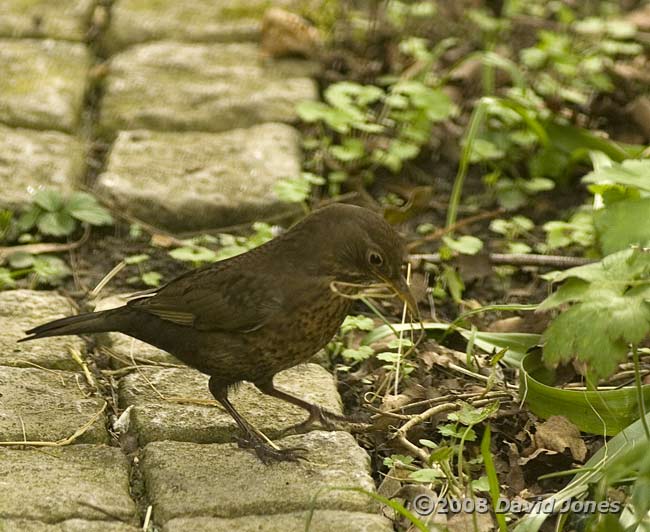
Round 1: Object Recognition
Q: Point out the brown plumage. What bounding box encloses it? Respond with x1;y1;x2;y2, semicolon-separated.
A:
20;204;417;462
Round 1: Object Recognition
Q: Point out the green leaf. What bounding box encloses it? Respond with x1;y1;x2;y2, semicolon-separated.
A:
521;177;555;193
520;352;650;436
296;100;331;122
408;467;445;482
442;235;483;255
65;192;113;226
468;138;505;163
17;205;43;232
593;198;650;255
387;140;420;161
141;271;162;287
124;254;150;265
449;401;500;425
540;248;650;380
32;255;71;285
0;267;16;288
582;159;650;193
341;345;374;363
37;211;76;236
341;315;375;334
7;251;34;269
33;189;64;212
329;138;366;162
169;246;217;263
273;177;311;203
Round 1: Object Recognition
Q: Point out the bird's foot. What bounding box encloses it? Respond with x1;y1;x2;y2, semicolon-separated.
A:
280;406;368;437
236;436;308;464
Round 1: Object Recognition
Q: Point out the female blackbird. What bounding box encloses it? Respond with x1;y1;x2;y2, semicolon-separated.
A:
20;203;417;462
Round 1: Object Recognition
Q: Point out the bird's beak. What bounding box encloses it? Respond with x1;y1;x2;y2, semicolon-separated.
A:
387;276;419;319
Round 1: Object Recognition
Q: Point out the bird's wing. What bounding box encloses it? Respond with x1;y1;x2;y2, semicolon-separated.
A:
126;263;283;332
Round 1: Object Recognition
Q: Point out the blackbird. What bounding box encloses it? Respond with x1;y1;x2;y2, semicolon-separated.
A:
20;203;417;462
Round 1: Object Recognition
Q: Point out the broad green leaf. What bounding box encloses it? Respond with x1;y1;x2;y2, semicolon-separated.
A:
32;255;71;285
37;211;76;236
141;271;162;286
387;140;420;161
341;345;374;363
582;159;650;193
520;352;650;436
65;192;113;226
7;251;34;269
329;138;365;162
0;267;15;288
273;177;311;203
33;189;64;212
341;314;374;334
593;198;650;254
540;248;650;380
468;138;505;163
169;246;217;263
442;235;484;255
409;468;445;482
16;205;42;232
449;401;500;425
296;100;330;122
537;278;590;311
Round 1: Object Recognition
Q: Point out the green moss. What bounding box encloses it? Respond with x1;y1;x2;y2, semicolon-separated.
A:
219;1;272;21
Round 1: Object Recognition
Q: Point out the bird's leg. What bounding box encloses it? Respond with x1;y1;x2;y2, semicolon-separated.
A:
256;379;364;436
208;377;306;464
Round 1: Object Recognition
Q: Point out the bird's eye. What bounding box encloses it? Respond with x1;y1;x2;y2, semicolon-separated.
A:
368;251;383;266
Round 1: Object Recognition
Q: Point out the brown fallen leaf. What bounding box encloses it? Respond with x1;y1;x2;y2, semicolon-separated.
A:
533;415;587;462
260;8;322;59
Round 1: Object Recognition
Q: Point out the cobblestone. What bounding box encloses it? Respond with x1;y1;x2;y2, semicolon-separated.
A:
103;0;291;53
142;432;376;524
162;511;394;532
0;445;136;524
0;290;85;371
0;39;90;132
99;41;317;135
95;124;302;230
0;124;85;209
0;366;107;444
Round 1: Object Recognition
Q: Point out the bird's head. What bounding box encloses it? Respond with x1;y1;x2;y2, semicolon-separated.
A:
294;204;419;317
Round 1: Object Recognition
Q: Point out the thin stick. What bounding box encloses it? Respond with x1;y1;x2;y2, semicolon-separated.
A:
393;263;411;396
142;505;153;531
0;224;91;264
89;260;127;299
68;346;96;390
410;252;595;268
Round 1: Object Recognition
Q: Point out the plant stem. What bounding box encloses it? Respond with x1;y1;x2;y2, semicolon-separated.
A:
446;99;488;229
632;344;650;440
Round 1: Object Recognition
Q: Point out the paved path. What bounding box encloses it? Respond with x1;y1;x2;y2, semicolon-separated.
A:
0;2;392;530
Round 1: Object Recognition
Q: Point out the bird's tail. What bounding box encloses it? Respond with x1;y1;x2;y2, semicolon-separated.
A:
18;309;121;342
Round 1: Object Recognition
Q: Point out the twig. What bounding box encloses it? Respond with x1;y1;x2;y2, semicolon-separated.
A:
0;224;91;264
89;261;127;299
68;346;96;390
410;252;595;268
393;262;411;395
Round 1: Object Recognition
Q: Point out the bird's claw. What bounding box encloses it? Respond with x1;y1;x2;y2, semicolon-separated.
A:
279;407;364;437
236;436;308;464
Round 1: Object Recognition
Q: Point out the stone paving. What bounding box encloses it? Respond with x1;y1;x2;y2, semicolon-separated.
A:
0;2;393;531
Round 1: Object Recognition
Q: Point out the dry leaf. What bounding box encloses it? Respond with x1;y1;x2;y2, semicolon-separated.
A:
533;415;587;462
261;8;321;59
